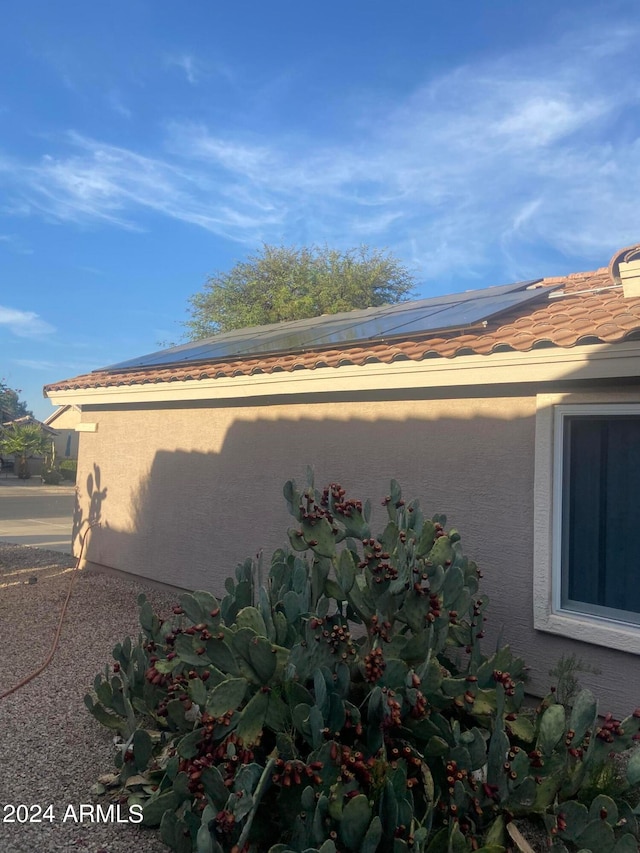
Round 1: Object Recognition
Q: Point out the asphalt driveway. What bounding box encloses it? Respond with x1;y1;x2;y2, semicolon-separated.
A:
0;476;76;553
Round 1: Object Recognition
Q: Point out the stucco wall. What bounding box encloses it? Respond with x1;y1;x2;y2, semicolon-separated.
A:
48;405;81;430
74;391;640;714
47;406;80;459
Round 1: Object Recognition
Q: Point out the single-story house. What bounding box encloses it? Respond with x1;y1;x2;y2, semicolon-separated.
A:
44;245;640;713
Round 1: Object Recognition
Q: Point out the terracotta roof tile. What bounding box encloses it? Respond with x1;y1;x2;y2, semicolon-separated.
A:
529;322;557;336
613;311;640;326
570;316;598;332
44;265;640;394
594;322;625;339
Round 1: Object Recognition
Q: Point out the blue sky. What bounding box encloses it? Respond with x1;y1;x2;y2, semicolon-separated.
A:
1;1;639;420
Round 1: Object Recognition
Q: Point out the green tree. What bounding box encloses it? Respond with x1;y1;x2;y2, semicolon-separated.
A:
0;423;52;479
0;379;32;421
184;244;416;339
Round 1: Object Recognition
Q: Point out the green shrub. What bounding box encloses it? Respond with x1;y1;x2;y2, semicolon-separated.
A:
86;474;640;853
59;458;77;482
41;467;63;485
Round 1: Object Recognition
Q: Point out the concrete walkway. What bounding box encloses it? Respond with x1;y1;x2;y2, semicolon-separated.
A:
0;476;76;553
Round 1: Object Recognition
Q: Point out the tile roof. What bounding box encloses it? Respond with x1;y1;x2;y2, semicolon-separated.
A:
44;266;640;394
2;415;58;434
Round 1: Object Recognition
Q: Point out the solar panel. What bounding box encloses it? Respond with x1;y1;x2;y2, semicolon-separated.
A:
103;279;550;371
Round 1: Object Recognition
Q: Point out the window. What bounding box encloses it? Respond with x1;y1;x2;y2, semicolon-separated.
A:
561;413;640;623
534;398;640;652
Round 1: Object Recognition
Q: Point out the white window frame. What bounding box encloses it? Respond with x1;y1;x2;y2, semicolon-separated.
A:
534;393;640;654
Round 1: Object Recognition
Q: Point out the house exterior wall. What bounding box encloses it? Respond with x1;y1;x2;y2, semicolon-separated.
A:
46;406;80;459
74;390;640;714
53;430;79;460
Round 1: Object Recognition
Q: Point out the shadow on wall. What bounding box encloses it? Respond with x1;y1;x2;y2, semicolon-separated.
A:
83;409;534;595
73;462;108;558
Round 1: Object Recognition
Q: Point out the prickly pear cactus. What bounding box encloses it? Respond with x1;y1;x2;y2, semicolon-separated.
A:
86;473;640;853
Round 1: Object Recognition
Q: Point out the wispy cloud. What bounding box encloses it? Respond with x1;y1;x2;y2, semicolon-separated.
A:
166;54;202;85
106;90;132;119
1;132;285;239
2;18;639;280
12;358;58;371
75;264;105;275
0;234;33;255
12;357;89;372
166;53;237;86
0;306;55;338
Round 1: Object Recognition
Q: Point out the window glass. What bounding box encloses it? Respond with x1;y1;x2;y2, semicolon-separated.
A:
561;416;640;624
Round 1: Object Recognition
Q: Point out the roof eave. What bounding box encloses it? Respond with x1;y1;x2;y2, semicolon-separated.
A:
44;339;640;409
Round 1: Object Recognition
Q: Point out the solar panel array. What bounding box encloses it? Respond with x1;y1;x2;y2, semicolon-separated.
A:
104;279;548;371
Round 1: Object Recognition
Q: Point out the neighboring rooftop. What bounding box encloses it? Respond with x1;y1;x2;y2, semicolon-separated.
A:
1;415;58;434
44;257;640;394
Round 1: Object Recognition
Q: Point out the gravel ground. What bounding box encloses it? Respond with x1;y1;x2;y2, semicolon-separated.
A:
0;543;178;853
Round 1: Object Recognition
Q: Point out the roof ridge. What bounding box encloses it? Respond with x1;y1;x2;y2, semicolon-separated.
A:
541;266;608;284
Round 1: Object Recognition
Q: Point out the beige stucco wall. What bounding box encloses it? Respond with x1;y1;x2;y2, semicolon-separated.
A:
47;405;80;429
46;406;80;459
74;391;640;714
